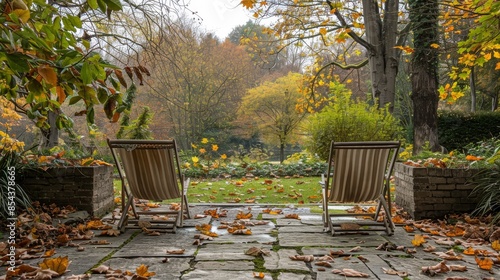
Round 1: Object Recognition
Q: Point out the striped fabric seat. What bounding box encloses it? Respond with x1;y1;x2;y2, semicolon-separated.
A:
108;139;190;232
321;141;400;235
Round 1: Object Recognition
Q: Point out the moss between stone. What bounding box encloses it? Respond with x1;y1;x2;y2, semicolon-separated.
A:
86;230;141;273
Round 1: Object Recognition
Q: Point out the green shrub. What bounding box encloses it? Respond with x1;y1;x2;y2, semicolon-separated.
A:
470;160;500;224
306;83;402;160
438;110;500;152
0;151;32;219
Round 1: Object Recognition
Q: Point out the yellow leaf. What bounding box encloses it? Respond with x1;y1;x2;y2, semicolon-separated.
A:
492;240;500;251
430;43;440;49
43;249;56;258
38;65;58;86
495;62;500;70
411;234;426;247
319;27;327;35
136;264;156;277
13;8;30;23
38;256;71;275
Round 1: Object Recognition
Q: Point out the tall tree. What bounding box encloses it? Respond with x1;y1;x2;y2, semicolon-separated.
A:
238;72;308;162
141;21;254;149
409;0;440;153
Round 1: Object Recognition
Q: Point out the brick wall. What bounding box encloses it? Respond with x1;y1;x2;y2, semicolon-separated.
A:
20;166;115;217
394;163;481;220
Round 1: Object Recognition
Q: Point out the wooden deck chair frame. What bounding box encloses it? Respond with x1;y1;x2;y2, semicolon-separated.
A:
321;141;400;235
107;139;191;233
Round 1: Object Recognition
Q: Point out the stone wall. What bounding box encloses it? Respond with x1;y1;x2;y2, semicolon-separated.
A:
394;163;481;220
20;166;115;217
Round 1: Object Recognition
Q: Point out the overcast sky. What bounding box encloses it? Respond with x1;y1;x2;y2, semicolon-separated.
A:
187;0;254;39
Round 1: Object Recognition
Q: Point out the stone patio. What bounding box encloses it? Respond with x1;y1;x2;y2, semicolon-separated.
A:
6;205;500;280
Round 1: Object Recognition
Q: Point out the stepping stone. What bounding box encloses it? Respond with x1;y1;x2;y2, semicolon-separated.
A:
194;260;254;270
263;249;310;272
196;243;273;261
278;232;387;247
112;229;196;258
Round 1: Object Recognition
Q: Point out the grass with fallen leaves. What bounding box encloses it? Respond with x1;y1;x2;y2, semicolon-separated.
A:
114;177;323;205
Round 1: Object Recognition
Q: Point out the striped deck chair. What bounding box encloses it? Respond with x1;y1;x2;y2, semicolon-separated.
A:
107;139;191;233
321;141;400;235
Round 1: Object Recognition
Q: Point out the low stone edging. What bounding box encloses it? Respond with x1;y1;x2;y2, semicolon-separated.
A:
19;165;115;217
394;162;481;220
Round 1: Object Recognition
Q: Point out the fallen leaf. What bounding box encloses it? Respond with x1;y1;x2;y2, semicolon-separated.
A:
332;268;369;277
38;256;71;276
245;247;270;257
167;249;185;254
492;240;500;251
284;213;300;219
382;267;408;277
315;261;332;267
34;269;60;280
136;264;156;277
412;234;426;247
100;229;120;237
289;255;314;262
91;265;109;274
475;256;493;270
349;246;362;252
236;211;253;219
252;271;265;278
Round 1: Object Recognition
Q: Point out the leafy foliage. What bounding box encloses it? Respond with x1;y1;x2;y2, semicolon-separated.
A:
471;161;500;224
0;0;147;148
306;83;401;160
0;151;31;219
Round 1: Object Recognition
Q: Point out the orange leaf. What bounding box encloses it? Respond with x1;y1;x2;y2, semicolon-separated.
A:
475;256;493;270
253;271;265;278
56;86;66;103
38;256;71;275
241;0;256;9
463;247;475;255
38;64;58;86
236;211;253;219
412;234;426;247
285;213;300;219
136;264;156;277
403;225;415;233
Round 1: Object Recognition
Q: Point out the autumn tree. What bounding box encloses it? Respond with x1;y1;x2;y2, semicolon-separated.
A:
439;0;500;112
238;72;308;163
140;21;255;149
0;0;186;149
241;0;408;113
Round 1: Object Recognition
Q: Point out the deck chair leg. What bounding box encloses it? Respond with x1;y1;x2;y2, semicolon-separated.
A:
118;195;135;231
378;195;395;235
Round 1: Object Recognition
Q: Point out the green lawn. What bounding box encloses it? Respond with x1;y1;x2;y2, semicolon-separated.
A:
114;177;323;205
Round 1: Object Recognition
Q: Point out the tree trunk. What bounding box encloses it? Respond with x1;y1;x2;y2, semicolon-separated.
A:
409;0;441;153
279;142;285;163
470;66;476;113
39;111;59;150
361;0;400;112
493;92;499;111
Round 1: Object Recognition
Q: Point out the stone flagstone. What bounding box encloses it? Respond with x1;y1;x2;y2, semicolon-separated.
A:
263;249;310;272
196;243;273;261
